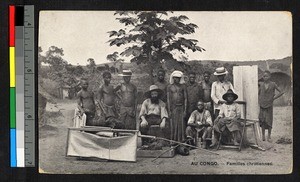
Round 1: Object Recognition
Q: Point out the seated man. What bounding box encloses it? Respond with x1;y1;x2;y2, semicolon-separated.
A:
186;100;213;148
139;85;168;144
211;89;242;147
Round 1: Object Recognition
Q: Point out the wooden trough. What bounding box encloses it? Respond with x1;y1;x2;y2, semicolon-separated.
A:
137;147;176;158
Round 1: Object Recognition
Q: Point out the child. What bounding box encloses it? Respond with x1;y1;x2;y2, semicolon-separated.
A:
77;79;96;126
154;69;168;103
259;70;284;142
186;72;202;120
98;71;119;119
200;71;213;115
115;70;137;130
98;71;124;129
185;100;213;148
211;89;241;147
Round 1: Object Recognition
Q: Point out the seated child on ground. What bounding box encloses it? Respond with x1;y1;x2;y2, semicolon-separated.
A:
185;100;213;148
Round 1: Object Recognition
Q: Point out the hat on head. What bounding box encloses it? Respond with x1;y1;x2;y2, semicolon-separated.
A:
214;67;228;76
169;70;185;84
144;85;164;98
222;89;238;101
118;70;132;77
172;70;183;78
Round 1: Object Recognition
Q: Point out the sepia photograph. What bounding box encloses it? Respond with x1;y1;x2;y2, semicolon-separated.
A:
38;11;292;174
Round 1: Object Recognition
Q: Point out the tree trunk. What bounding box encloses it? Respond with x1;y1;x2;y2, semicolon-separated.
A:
148;51;154;84
120;63;123;72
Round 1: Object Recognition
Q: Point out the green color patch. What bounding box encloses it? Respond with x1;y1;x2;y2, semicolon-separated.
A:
10;88;16;128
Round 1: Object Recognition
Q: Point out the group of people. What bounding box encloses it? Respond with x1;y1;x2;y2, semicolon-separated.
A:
77;66;284;149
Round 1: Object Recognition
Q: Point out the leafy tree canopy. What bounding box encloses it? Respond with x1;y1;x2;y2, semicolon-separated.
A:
106;52;124;63
42;46;68;72
107;11;205;78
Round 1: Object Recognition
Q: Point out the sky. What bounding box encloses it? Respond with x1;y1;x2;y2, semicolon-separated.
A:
39;11;292;65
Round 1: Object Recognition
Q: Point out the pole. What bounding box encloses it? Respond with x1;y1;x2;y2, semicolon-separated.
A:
152;145;178;162
139;134;219;155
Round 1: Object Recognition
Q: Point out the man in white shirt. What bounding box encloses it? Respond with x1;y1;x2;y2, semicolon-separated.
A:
139;85;168;141
211;67;234;119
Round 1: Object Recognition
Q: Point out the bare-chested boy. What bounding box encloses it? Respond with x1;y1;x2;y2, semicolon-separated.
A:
200;71;213;117
186;71;202;119
98;71;124;129
154;69;168;103
115;70;137;130
77;79;96;126
98;71;118;118
167;70;187;142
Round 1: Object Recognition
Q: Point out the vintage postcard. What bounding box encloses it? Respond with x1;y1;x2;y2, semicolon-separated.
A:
38;11;292;174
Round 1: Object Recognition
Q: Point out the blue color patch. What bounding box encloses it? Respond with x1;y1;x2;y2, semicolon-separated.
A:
10;129;17;167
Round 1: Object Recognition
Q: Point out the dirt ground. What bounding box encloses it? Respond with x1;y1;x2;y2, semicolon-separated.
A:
39;100;293;174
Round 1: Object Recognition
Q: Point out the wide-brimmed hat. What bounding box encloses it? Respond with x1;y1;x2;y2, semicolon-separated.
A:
222;89;238;101
144;85;164;98
214;67;228;76
118;70;132;77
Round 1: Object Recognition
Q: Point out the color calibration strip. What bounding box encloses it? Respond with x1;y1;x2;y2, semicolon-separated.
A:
9;5;35;167
9;5;17;167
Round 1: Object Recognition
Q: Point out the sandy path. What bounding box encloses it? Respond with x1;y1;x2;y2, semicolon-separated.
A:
39;101;292;174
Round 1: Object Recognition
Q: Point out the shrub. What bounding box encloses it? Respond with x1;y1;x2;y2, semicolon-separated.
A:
40;78;61;98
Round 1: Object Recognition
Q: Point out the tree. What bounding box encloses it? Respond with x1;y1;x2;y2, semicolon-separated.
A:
38;47;48;78
73;65;85;76
107;11;205;81
107;51;124;72
87;58;96;73
270;63;289;72
41;46;77;87
44;46;67;72
38;46;46;69
104;64;110;71
40;46;71;83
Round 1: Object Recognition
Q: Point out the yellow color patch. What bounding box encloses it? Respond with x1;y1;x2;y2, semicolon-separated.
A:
10;47;15;87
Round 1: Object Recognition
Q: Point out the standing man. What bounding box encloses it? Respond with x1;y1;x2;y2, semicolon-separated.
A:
200;71;213;117
154;69;168;103
186;72;202;120
211;67;234;119
115;70;137;130
167;70;187;142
